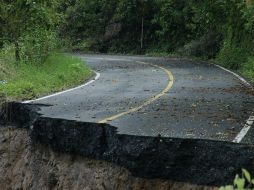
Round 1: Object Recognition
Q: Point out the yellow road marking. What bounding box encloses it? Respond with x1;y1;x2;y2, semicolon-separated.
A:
98;61;174;123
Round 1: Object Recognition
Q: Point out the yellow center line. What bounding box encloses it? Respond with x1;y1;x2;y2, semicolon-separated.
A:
98;61;174;124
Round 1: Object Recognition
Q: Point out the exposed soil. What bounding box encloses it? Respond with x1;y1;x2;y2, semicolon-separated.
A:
0;127;217;190
1;102;254;187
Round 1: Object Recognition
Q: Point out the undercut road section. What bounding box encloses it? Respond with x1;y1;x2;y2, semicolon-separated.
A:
28;54;254;143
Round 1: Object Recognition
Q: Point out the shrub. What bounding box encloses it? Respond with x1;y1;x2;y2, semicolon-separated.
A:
240;57;254;83
20;28;58;64
177;32;223;59
220;169;254;190
216;42;248;70
70;39;99;52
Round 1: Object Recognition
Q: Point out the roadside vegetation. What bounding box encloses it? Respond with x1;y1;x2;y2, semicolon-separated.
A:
0;49;91;101
220;169;254;190
240;57;254;84
0;1;92;102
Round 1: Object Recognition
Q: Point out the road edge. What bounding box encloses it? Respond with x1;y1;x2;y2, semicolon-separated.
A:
214;64;254;143
214;64;252;88
22;71;100;104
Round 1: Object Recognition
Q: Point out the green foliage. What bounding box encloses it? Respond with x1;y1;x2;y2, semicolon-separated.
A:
60;0;160;52
153;0;194;50
215;1;254;70
216;42;248;70
0;44;16;80
20;28;58;64
177;32;223;59
59;0;253;61
242;2;254;52
244;2;254;33
59;0;119;51
240;57;254;84
1;0;59;38
1;0;60;63
189;0;228;36
0;51;92;101
220;169;254;190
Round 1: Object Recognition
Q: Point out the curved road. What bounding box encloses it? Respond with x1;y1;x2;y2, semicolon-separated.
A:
28;54;254;143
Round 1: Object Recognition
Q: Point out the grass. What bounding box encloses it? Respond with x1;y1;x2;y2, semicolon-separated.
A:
240;56;254;84
214;44;254;85
0;52;92;102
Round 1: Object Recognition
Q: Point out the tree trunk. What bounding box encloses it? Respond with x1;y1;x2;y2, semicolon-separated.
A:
140;16;144;50
14;41;20;62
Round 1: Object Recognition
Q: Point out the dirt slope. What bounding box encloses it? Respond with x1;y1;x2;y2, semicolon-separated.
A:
0;128;217;190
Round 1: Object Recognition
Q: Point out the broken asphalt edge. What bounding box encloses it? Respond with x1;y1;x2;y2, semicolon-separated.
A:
1;101;254;186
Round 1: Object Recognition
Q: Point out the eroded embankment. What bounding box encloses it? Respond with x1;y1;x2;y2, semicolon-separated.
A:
0;128;217;190
1;102;254;187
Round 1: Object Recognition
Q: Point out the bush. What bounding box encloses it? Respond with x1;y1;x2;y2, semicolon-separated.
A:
220;169;254;190
0;44;16;80
216;42;248;70
240;57;254;83
20;28;58;64
70;39;99;52
177;32;223;59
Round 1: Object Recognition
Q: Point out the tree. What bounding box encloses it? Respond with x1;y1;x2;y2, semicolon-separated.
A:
57;0;253;56
138;0;149;50
59;0;118;51
0;0;59;63
153;0;194;50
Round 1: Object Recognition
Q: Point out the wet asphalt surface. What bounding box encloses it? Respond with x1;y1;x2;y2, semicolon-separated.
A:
31;54;254;142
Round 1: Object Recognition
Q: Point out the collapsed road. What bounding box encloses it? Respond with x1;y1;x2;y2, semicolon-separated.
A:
1;54;254;186
25;54;254;142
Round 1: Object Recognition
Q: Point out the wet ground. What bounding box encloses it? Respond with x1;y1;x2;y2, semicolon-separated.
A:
30;54;254;142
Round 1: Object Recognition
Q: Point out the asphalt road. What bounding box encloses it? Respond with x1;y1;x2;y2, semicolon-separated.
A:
27;54;254;142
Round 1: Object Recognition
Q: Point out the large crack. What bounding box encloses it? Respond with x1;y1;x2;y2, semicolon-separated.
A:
1;102;254;186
